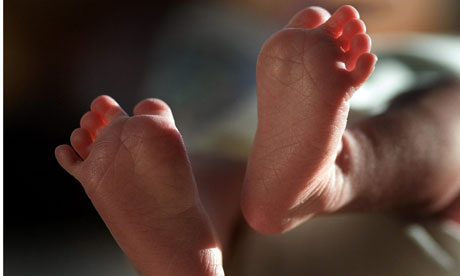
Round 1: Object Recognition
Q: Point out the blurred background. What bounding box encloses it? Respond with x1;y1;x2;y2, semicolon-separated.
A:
4;0;460;275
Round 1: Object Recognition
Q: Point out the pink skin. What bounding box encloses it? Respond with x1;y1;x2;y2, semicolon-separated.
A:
242;5;377;234
55;96;224;276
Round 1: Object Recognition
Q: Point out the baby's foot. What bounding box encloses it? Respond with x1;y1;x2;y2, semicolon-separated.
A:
55;96;223;276
242;6;377;234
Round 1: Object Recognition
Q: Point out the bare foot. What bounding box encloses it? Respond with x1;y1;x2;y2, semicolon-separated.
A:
55;96;224;275
242;6;377;234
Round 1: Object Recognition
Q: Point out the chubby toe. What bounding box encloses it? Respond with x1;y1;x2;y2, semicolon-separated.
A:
322;5;359;38
90;95;127;124
70;128;93;159
339;19;366;51
346;33;371;70
80;111;104;138
133;98;174;122
55;144;81;176
350;53;377;86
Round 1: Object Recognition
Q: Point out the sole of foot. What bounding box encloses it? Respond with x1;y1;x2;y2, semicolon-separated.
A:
56;95;224;275
242;5;377;234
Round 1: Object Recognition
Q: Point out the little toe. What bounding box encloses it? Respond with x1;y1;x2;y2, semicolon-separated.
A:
350;53;377;86
55;144;82;176
286;6;331;29
70;128;93;159
339;19;366;51
80;111;105;138
322;5;359;38
133;98;175;122
90;95;127;124
345;33;371;70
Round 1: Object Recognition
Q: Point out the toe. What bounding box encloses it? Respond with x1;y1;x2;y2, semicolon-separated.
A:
339;19;366;51
55;144;82;177
321;5;359;38
70;128;93;159
286;6;331;29
90;95;127;124
80;111;105;138
133;98;174;122
345;33;371;70
350;53;377;87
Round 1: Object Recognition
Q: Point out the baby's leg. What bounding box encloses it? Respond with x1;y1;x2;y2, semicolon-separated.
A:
56;96;224;275
242;6;376;234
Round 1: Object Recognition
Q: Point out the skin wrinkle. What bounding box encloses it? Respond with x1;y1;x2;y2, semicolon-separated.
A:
260;64;298;94
259;52;305;66
275;87;311;126
288;127;306;157
263;139;302;158
256;73;285;117
270;146;333;216
258;30;323;92
290;66;310;87
257;123;293;144
289;79;314;108
293;183;322;210
291;112;334;155
334;132;353;177
126;203;201;237
84;120;126;190
319;170;341;211
331;165;348;209
106;142;133;196
256;78;326;151
258;62;315;116
326;134;353;211
301;36;323;96
258;59;301;91
90;151;119;198
124;122;147;175
305;70;347;111
289;174;332;217
259;30;310;63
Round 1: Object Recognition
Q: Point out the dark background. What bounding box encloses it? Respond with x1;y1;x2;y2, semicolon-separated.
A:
5;1;186;275
5;0;177;227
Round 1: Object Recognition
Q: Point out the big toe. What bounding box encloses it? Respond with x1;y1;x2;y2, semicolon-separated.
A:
286;6;331;29
133;98;175;122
